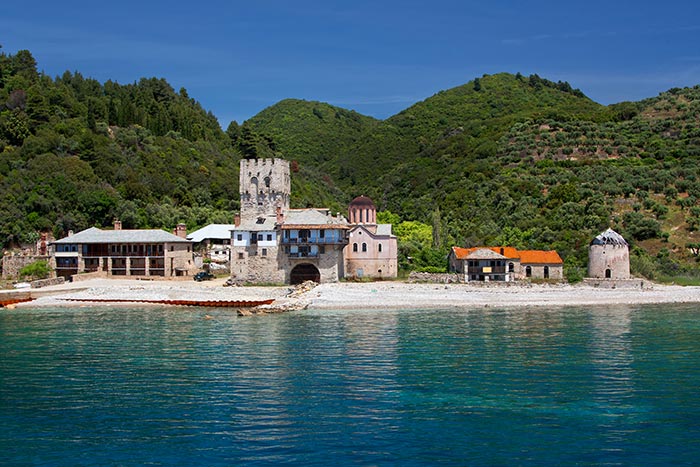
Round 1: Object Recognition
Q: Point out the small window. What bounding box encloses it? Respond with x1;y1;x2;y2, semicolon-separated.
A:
378;243;382;253
262;248;267;256
320;245;325;254
362;243;367;252
238;252;244;260
258;234;264;241
526;266;532;278
170;246;174;252
353;243;358;252
267;234;272;241
237;234;243;241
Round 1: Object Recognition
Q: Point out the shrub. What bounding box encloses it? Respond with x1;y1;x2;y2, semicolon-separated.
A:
19;260;51;280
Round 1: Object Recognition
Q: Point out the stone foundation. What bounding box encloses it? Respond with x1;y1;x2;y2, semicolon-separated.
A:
582;278;651;290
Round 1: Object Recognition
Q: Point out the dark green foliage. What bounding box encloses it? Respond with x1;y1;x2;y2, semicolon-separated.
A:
0;49;240;247
4;49;700;279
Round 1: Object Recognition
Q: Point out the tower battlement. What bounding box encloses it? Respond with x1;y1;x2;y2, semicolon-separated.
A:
239;158;291;220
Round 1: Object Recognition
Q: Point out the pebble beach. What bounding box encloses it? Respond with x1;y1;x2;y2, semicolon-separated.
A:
7;277;700;311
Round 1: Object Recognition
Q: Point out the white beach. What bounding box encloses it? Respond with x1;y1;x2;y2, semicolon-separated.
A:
6;277;700;311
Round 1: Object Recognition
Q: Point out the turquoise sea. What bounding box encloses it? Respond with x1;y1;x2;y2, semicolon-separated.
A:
2;303;700;466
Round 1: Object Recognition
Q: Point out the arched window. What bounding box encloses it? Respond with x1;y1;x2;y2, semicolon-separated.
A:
362;243;367;252
353;243;358;252
605;268;612;279
264;176;271;188
525;266;532;278
544;266;550;279
508;262;514;273
378;243;382;253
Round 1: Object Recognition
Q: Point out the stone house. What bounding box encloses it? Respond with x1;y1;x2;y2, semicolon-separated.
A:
187;223;236;264
449;246;564;281
50;221;194;279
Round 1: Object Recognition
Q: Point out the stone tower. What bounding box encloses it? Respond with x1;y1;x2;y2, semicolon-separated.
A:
239;158;290;220
588;228;630;279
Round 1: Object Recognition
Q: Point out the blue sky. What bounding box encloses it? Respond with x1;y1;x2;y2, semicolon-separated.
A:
3;1;700;127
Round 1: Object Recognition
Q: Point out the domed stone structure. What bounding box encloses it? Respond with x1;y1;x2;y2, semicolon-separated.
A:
588;228;630;279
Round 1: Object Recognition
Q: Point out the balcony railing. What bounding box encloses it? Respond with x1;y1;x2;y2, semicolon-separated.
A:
287;251;320;258
281;237;347;245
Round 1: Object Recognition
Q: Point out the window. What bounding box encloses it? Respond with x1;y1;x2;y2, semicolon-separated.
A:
544;266;550;279
258;234;264;241
262;248;267;256
526;266;532;278
509;262;514;273
353;243;358;252
378;243;382;252
320;230;325;238
362;243;367;252
264;176;271;188
605;268;612;279
238;252;244;259
267;234;272;241
237;234;243;241
319;245;325;254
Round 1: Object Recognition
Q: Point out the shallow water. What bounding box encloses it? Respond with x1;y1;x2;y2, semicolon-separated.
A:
2;304;700;466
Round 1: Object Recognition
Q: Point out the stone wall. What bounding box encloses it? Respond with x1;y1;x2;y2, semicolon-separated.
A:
408;272;461;283
582;278;650;289
2;255;52;279
31;277;65;288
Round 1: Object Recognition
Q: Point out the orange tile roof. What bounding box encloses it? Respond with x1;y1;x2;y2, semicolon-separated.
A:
517;250;563;264
451;246;562;264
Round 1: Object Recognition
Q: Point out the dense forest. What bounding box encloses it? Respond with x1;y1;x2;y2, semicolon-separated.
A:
3;48;700;282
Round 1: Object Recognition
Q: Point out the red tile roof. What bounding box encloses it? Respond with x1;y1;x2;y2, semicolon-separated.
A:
517;250;563;265
451;246;562;264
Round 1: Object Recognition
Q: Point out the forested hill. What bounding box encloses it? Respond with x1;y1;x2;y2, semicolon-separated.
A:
0;49;242;247
3;48;700;281
245;73;700;280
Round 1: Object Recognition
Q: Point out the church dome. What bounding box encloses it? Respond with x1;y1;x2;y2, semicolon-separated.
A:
348;196;376;224
349;195;376;208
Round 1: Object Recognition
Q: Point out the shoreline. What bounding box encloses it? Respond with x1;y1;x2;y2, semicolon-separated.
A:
4;278;700;311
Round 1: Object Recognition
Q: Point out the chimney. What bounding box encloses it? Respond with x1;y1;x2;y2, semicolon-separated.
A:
113;219;122;230
174;223;187;239
276;206;284;224
68;230;74;237
234;214;241;227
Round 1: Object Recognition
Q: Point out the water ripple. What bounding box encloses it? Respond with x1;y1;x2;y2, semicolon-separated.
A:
2;304;700;465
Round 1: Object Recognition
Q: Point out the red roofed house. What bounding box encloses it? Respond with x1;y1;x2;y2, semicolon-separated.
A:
449;246;563;282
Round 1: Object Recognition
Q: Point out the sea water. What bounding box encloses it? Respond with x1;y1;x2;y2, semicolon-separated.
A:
2;304;700;466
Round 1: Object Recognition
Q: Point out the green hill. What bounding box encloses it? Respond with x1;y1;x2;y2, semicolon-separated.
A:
3;48;700;281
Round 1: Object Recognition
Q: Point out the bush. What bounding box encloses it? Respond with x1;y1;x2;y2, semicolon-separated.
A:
19;260;51;280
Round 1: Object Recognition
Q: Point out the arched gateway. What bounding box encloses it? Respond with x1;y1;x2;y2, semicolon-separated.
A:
290;263;321;285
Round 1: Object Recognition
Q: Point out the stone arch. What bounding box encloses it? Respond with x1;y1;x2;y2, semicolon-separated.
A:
290;263;320;285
